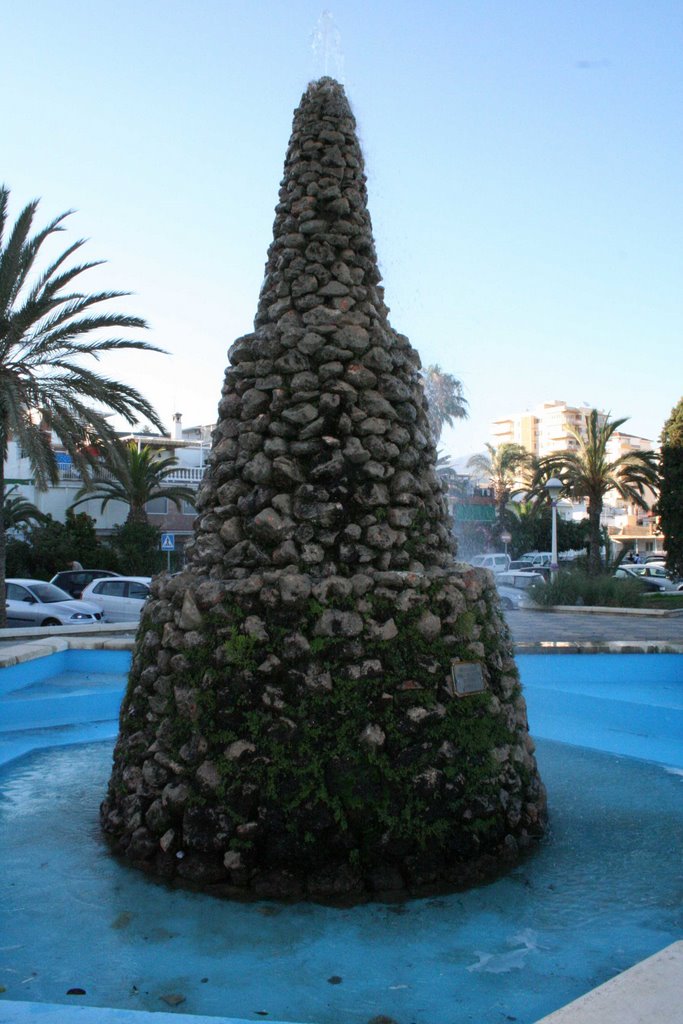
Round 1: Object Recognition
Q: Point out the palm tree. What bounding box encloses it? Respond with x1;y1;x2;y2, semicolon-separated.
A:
71;441;196;524
0;184;165;624
466;442;534;522
535;410;658;574
2;485;46;532
657;396;683;578
421;364;468;443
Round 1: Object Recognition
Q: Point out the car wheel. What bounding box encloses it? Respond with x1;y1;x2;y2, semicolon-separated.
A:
42;618;61;627
499;597;513;610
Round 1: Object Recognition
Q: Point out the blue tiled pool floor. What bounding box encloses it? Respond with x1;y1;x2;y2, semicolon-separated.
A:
1;736;682;1024
0;650;682;1024
518;653;683;769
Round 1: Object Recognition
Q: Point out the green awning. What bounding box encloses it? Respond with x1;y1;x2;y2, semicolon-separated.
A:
453;505;496;523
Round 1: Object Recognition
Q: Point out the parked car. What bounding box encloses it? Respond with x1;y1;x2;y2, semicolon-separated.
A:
495;570;543;610
496;570;546;590
508;561;552;580
81;576;152;621
468;553;511;574
614;565;679;592
519;552;554;568
4;579;104;627
50;569;120;599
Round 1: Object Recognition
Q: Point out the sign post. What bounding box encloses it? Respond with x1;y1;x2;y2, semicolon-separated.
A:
160;532;175;572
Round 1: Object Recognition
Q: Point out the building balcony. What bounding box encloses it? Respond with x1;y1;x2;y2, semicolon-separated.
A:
57;463;205;486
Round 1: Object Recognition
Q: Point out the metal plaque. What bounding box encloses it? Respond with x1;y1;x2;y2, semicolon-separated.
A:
450;661;486;698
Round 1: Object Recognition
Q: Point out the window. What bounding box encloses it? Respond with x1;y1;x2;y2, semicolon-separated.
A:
128;582;150;600
96;580;127;597
181;499;196;515
7;583;31;602
146;497;168;515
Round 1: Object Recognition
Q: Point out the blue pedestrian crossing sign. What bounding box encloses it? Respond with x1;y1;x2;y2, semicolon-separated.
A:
160;533;175;551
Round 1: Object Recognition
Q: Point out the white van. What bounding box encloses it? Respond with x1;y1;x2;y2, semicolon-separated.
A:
469;553;511;574
520;552;553;568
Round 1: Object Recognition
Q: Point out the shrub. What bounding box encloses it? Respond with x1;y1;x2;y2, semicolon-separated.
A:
103;520;164;575
6;512;108;580
529;568;645;608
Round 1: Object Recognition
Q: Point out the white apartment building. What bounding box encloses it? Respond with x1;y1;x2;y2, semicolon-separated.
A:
490;400;662;557
492;400;655;461
4;414;208;546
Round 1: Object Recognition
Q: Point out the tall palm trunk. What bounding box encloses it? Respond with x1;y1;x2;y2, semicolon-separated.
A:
587;496;603;575
126;505;148;526
0;446;6;628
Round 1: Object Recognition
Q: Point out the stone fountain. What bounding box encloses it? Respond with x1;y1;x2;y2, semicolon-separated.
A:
101;78;546;901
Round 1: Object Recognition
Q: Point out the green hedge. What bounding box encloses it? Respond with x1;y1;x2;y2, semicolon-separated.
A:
530;569;645;608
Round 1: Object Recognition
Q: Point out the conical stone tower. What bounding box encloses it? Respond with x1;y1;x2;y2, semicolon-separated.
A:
101;78;546;901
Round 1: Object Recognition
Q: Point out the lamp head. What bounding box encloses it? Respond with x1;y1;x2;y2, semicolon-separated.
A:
545;477;563;501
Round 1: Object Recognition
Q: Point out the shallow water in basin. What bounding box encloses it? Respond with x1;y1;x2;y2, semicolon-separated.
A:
1;737;682;1024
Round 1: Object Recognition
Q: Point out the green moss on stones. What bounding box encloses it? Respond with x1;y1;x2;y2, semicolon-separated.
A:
107;570;541;893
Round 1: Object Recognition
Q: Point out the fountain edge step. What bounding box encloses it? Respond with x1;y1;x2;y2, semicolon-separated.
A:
533;939;683;1024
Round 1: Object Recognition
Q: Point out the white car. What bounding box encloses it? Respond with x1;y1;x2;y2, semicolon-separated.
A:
495;570;543;611
81;576;152;621
518;552;553;568
614;565;680;592
469;553;511;574
4;579;104;627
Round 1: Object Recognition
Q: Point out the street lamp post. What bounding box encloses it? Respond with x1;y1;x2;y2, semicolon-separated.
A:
545;477;563;579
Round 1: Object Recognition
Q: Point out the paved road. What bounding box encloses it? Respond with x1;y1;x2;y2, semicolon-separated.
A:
507;608;683;646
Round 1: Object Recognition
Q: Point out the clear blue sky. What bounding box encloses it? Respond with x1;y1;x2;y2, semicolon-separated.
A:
3;1;681;458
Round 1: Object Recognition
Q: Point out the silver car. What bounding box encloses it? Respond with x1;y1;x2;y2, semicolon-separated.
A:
4;578;104;627
81;576;152;622
495;570;544;611
614;565;680;592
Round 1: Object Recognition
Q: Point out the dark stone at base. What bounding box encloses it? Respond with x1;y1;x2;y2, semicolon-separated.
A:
252;870;305;900
176;852;227;885
307;862;364;900
102;828;543;905
367;864;406;894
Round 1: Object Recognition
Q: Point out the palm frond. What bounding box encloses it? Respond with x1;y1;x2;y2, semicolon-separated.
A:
70;442;196;523
0;187;166;505
0;199;40;316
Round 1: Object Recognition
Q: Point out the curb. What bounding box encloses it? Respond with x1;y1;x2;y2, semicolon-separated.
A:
535;605;683;618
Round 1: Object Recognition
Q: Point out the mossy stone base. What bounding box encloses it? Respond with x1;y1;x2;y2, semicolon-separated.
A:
101;565;546;901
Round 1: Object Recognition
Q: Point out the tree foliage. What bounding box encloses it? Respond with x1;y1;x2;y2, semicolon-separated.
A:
2;485;46;532
5;509;101;580
505;500;589;559
71;441;196;525
658;396;683;577
106;519;164;575
0;184;165;622
4;510;167;580
421;364;468;442
466;442;534;522
534;410;658;575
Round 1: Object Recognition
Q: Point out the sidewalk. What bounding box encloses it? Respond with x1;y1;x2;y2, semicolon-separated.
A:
508;607;683;647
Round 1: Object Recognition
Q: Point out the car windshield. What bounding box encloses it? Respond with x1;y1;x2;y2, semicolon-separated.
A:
28;583;72;603
498;573;538;590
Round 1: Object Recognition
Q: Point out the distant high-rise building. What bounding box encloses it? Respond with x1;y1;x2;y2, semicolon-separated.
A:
491;400;653;461
489;400;661;557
